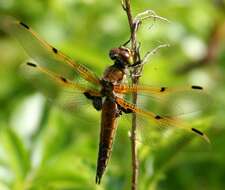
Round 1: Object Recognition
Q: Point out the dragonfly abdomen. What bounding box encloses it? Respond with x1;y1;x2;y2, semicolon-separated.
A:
96;98;118;184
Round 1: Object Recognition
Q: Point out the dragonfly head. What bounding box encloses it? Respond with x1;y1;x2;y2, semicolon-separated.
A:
109;47;134;67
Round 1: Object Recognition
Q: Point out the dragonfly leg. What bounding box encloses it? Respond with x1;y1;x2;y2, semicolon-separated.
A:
117;104;133;115
115;109;122;117
122;38;131;46
113;103;132;117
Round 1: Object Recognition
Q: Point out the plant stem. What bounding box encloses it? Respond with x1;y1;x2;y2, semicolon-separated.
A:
122;1;140;189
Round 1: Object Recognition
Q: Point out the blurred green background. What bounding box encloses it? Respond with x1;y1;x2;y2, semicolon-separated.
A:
0;0;225;190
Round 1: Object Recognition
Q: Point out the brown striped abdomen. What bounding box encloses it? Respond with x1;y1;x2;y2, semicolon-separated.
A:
96;98;118;184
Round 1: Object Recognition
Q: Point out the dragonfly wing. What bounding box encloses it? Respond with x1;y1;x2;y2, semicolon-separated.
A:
115;97;210;145
2;16;100;85
114;84;204;97
115;83;211;116
23;62;101;113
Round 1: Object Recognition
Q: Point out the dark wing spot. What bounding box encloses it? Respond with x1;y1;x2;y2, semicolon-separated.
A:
83;92;93;99
155;115;161;119
19;22;29;29
60;76;68;83
120;106;133;114
27;62;37;67
52;47;58;54
192;128;203;136
160;87;167;92
192;85;203;90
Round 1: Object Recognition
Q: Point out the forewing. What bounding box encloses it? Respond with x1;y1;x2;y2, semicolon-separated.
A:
0;16;103;112
115;84;211;116
2;16;100;85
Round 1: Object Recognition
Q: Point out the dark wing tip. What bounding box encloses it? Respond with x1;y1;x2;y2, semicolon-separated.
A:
192;85;203;90
26;62;37;67
192;128;210;143
192;128;203;136
19;21;30;29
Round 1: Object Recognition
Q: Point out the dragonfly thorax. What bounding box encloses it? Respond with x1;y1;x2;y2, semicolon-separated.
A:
100;80;114;97
102;64;125;84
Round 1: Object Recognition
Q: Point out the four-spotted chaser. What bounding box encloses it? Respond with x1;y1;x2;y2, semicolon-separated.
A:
4;18;210;184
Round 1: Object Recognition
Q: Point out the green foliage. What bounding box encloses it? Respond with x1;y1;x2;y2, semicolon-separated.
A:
0;0;225;190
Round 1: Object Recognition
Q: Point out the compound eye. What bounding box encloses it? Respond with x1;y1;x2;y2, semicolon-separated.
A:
118;48;131;59
109;50;118;60
123;51;130;59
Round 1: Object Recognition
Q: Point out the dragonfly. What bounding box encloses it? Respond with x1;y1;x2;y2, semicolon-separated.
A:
5;18;210;184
